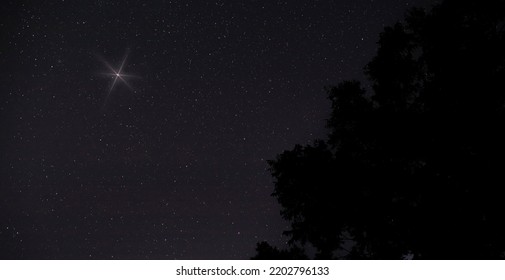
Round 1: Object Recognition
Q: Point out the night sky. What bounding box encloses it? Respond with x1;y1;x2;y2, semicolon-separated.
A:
1;0;434;259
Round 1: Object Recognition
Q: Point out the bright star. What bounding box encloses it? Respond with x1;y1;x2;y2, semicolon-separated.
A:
97;50;138;109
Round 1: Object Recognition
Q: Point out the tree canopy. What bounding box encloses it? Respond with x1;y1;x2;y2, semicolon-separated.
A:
254;0;505;259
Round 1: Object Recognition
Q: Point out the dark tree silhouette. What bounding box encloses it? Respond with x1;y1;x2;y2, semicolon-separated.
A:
253;0;505;259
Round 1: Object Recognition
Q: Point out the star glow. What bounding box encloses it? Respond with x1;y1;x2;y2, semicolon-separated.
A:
98;50;137;109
